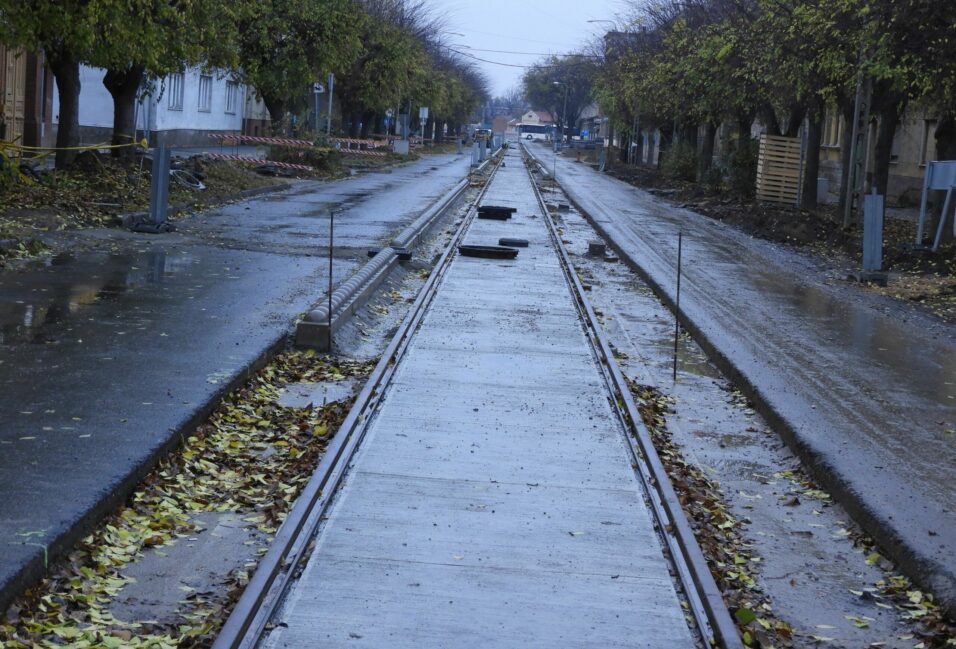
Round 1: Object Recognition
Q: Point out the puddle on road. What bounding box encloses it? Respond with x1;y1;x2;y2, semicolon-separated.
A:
0;249;219;345
277;378;358;408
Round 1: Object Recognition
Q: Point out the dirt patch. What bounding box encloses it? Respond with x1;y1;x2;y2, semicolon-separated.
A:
0;155;286;266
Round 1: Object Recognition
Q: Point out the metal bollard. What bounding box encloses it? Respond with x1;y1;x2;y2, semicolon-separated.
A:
131;144;173;233
863;191;884;272
149;144;170;226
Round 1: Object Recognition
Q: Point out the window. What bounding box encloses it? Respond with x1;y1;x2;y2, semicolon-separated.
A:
167;72;184;110
198;74;213;112
225;81;239;114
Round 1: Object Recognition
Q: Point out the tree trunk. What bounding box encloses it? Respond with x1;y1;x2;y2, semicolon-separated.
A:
47;51;81;168
262;94;286;131
801;100;823;210
103;65;144;158
873;98;904;197
759;103;781;136
737;112;753;145
360;111;374;138
698;120;718;179
784;104;805;138
837;99;855;217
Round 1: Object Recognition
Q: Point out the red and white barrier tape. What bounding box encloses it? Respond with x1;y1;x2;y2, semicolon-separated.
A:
204;153;314;172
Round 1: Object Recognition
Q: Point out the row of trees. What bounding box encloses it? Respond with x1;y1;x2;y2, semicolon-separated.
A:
589;0;956;211
0;0;489;167
523;56;599;144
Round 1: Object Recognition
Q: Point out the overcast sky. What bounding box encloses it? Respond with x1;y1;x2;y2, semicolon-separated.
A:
435;0;631;96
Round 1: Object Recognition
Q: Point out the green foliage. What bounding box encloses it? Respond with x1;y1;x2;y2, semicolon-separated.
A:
0;152;17;194
728;138;759;199
661;142;698;182
701;162;725;193
237;0;362;121
523;56;598;140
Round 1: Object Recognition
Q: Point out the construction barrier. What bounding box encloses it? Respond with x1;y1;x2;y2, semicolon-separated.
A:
204;152;314;172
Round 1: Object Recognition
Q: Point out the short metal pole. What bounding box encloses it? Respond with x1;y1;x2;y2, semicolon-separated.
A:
328;210;335;348
673;231;682;382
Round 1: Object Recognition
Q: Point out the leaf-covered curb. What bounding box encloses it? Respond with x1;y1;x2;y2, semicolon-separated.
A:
1;350;374;648
628;380;796;648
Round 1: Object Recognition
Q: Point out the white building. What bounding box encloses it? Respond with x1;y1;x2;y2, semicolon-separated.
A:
53;66;260;147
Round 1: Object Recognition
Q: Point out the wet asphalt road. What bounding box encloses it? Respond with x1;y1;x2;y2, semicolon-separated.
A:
0;152;471;608
527;143;956;612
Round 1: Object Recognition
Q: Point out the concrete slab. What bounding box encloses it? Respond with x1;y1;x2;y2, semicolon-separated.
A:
263;151;695;647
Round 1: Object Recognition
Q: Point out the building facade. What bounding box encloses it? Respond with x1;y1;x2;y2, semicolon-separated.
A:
1;46;54;148
49;66;258;148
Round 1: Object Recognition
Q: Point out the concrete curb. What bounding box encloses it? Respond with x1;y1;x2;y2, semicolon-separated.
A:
524;145;956;619
0;333;286;615
296;153;498;350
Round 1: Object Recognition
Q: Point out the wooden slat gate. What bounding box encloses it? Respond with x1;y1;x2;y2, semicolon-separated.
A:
756;134;802;205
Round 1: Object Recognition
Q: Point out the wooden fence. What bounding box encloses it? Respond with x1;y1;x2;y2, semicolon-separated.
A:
756;134;802;205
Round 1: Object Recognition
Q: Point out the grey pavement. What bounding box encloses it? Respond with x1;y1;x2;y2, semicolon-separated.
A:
0;152;471;611
527;143;956;614
264;149;697;648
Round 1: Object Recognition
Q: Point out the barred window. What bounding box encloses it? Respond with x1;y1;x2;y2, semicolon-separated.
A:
198;74;213;112
225;81;239;114
167;73;184;110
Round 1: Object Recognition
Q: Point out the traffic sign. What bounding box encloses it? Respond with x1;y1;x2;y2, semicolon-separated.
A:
419;106;429;121
313;82;325;93
386;108;394;118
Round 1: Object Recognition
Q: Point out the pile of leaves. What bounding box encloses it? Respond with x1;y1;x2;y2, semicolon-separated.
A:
0;350;374;648
0;154;282;234
628;380;795;648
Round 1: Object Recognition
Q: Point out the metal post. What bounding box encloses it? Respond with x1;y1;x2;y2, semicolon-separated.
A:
326;73;334;135
673;231;682;382
862;190;884;271
149;144;170;227
328;210;335;347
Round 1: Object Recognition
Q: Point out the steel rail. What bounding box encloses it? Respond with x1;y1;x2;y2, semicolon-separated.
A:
522;148;744;649
212;154;504;649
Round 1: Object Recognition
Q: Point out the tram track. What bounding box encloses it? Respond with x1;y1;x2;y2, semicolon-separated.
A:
213;147;741;649
212;154;504;649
